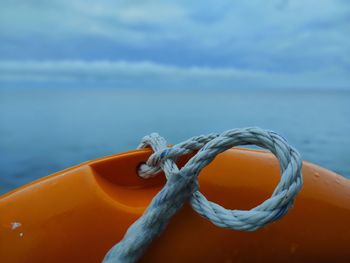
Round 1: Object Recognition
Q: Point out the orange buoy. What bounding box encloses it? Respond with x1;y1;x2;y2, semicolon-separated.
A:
0;148;350;262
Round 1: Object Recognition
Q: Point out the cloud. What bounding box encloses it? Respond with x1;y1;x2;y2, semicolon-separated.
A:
0;0;349;88
0;60;348;89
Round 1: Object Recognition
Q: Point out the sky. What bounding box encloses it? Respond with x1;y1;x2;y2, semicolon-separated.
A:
0;0;349;89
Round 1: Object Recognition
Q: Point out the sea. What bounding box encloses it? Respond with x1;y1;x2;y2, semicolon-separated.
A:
0;88;349;194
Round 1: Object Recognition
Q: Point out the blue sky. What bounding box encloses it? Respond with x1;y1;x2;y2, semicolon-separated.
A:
0;0;349;89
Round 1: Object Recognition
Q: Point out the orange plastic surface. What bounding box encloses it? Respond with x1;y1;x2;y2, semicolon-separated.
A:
1;148;350;262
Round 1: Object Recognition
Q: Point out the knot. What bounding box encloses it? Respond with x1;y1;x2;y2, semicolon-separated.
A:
103;127;303;263
137;132;220;178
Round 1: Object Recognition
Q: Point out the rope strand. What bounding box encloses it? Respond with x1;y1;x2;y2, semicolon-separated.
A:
103;127;303;263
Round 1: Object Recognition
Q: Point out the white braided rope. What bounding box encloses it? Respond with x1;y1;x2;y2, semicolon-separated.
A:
103;127;303;263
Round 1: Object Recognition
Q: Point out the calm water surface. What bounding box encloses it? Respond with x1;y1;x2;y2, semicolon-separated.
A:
0;88;349;194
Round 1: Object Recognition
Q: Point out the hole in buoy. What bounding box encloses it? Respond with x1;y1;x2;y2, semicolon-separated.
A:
136;162;147;179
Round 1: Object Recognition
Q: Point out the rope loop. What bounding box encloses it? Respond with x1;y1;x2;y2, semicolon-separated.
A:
103;127;303;263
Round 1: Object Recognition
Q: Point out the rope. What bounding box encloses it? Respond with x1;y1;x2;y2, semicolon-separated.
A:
102;127;303;263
